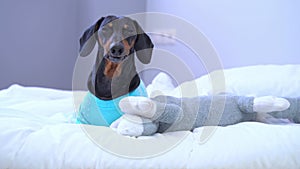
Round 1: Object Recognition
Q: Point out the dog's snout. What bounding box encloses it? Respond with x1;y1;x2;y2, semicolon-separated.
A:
110;44;125;57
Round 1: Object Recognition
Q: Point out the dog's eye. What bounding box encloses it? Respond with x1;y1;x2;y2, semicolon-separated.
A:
101;27;112;36
123;29;134;37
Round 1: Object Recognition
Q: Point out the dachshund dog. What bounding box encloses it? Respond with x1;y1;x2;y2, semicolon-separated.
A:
76;15;154;126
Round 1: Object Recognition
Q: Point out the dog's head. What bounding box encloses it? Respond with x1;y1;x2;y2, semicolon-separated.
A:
79;15;154;64
79;16;153;99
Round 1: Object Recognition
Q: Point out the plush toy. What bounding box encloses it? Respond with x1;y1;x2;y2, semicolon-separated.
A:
110;95;300;136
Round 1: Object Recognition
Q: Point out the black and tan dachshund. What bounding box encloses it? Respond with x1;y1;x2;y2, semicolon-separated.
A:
79;15;153;100
77;15;154;126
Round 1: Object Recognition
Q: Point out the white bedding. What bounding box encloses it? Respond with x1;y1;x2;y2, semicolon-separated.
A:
1;65;300;169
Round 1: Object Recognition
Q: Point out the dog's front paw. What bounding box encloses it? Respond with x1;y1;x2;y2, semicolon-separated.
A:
112;114;145;137
253;96;290;113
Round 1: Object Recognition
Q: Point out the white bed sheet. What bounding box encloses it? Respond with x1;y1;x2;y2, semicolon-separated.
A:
0;82;300;168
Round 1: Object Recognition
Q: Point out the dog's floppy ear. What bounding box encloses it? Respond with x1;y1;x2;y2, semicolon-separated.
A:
79;17;104;57
133;20;154;64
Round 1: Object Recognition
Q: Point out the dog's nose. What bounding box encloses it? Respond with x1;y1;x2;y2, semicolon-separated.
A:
110;44;125;57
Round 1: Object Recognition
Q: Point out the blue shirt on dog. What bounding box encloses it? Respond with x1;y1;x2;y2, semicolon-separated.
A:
76;82;148;126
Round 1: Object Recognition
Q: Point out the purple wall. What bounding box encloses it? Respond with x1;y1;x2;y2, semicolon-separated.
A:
0;0;78;89
145;0;300;83
1;0;299;89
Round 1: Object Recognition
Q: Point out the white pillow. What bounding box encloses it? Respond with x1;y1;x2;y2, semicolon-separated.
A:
171;64;300;97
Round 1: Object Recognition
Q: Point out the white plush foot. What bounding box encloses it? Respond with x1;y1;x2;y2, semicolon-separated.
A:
113;114;144;137
119;96;157;119
256;113;293;124
253;96;290;113
110;117;122;131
